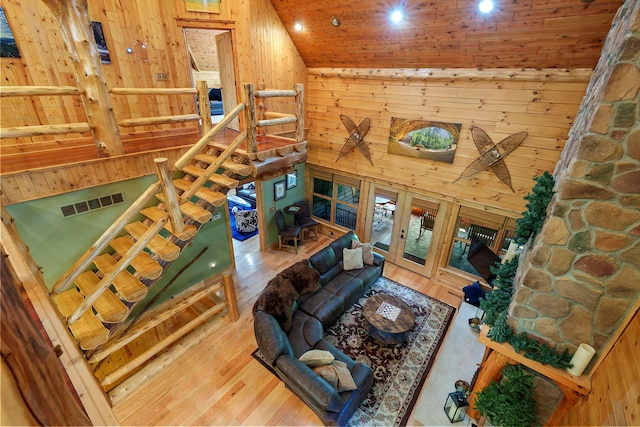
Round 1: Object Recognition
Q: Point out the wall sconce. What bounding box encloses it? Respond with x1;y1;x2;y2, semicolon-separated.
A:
443;391;469;423
331;16;341;27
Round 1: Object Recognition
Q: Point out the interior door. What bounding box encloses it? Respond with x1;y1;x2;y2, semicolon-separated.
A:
366;185;446;277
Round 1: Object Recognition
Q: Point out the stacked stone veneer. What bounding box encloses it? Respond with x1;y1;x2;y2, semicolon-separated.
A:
509;1;640;365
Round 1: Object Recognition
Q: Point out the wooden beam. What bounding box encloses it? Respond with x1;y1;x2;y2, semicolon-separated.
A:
154;158;185;236
42;0;123;157
244;83;257;153
110;87;197;95
197;80;212;134
117;114;200;127
0;123;91;139
0;86;81;96
254;89;297;98
295;83;305;143
308;68;594;83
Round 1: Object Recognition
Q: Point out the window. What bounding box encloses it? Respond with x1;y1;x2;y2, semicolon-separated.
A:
447;205;518;278
310;170;360;230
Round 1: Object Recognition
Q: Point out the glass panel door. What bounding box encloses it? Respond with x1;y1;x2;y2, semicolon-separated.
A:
399;198;439;267
369;188;398;254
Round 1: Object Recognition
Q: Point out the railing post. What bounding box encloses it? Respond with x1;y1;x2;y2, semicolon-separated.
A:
295;83;305;143
154;158;185;236
196;80;212;134
243;83;257;153
222;273;239;321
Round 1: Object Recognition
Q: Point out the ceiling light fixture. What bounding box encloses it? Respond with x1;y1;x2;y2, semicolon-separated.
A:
390;9;403;23
294;22;303;32
331;16;341;27
478;0;494;13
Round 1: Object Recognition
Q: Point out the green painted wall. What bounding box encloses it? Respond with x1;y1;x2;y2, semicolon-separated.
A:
5;176;233;310
262;164;306;246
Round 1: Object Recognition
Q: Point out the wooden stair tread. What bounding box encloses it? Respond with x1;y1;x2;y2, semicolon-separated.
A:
124;222;181;261
173;179;227;207
194;154;252;176
52;289;110;350
155;194;212;223
109;236;163;280
75;271;129;323
139;207;197;240
94;254;148;302
182;165;239;189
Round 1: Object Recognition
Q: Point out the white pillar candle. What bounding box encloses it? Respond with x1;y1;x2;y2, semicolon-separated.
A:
502;241;519;263
567;343;596;376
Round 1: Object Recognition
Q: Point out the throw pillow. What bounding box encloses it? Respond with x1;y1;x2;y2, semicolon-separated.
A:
343;247;364;270
351;240;374;265
233;209;258;233
299;349;335;368
312;360;357;392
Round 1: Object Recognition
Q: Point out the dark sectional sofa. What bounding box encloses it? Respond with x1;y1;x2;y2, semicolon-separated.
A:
253;231;385;425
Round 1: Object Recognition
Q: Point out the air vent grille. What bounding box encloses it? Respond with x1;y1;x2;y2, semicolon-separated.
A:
60;192;125;218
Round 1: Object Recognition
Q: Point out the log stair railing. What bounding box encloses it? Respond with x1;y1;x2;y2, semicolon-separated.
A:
49;103;248;357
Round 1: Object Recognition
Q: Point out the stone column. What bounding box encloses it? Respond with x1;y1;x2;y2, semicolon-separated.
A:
509;2;640;360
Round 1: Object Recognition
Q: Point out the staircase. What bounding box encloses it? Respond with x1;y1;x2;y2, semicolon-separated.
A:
49;105;248;378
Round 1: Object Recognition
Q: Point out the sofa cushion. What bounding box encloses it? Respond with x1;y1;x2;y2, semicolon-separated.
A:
351;240;374;265
299;288;346;327
330;231;357;262
300;349;335;367
323;273;364;308
254;311;294;365
344;265;382;291
287;311;324;357
313;360;357;392
343;247;364;270
309;246;338;275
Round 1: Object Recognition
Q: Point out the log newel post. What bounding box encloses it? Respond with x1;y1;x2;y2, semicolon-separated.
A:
243;83;257;153
295;83;305;143
42;0;123;157
222;273;239;321
154;158;185;236
196;80;212;134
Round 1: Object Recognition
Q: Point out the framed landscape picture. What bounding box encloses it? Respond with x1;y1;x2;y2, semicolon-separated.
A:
185;0;220;13
286;170;297;190
274;180;286;201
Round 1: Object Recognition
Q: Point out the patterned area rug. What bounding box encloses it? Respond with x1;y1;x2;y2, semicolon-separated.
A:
252;276;455;427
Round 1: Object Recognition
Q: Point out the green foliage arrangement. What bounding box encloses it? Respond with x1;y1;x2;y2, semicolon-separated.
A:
514;171;555;245
474;364;538;427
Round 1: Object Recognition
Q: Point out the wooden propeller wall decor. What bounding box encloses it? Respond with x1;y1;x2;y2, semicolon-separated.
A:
336;115;374;166
454;126;528;192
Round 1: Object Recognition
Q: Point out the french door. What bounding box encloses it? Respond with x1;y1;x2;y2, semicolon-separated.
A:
366;185;447;277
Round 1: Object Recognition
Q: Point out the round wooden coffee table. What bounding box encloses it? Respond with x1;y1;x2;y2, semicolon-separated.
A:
363;294;415;345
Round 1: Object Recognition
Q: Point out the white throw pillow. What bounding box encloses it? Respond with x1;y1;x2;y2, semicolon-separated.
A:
343;247;364;270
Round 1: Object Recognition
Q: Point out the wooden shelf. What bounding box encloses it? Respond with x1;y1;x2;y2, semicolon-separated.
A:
479;324;591;395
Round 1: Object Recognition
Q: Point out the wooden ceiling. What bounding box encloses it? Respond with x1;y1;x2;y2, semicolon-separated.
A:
269;0;624;69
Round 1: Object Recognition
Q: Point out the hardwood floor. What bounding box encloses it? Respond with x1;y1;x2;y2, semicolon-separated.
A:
111;233;464;426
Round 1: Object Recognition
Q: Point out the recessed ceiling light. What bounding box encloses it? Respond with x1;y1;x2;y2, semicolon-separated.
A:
331;16;341;27
390;10;403;23
479;0;494;13
294;22;303;32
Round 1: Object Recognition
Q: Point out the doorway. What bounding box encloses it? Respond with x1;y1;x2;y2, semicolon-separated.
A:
184;28;239;130
366;185;447;277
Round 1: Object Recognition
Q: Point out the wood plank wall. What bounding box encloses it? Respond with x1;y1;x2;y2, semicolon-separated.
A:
560;308;639;426
304;69;590;214
0;0;306;202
